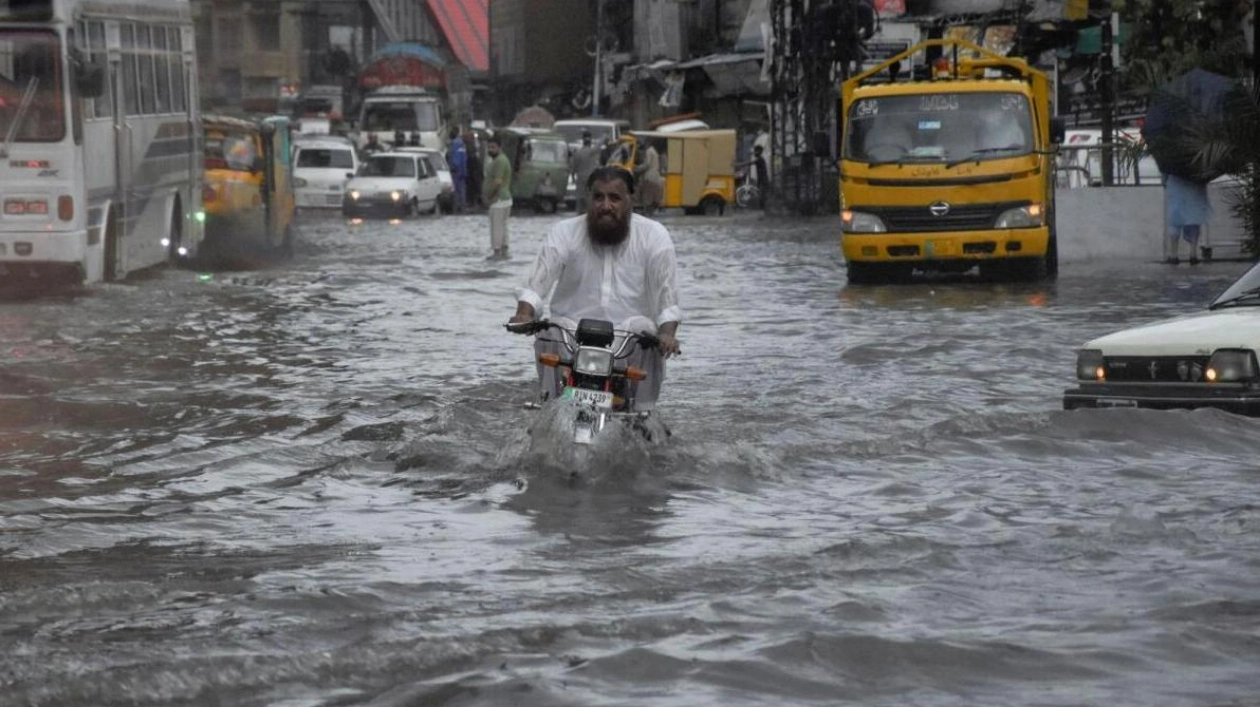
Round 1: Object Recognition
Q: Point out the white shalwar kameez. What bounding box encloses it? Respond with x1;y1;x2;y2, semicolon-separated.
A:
517;213;682;410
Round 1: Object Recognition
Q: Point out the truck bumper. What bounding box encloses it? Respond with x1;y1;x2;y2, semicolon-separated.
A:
842;226;1050;265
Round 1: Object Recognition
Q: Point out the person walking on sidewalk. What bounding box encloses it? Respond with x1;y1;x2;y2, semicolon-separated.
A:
1164;173;1210;265
484;135;514;259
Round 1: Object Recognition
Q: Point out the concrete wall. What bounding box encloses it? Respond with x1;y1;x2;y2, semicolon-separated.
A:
1056;183;1250;262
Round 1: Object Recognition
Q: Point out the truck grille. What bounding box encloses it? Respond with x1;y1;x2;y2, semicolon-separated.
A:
1104;356;1212;383
867;201;1027;233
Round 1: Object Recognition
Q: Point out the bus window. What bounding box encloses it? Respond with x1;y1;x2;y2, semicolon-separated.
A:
0;29;64;142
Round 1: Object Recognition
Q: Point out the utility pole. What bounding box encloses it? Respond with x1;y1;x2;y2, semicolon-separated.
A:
592;0;604;117
1100;5;1115;186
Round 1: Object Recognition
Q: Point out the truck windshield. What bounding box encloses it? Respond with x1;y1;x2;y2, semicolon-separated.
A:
363;101;440;133
0;29;64;143
846;93;1032;164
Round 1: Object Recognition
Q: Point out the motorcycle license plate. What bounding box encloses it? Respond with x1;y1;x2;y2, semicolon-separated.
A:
564;387;613;409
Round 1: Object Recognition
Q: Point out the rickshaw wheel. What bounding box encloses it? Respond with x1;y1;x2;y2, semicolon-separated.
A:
700;196;725;216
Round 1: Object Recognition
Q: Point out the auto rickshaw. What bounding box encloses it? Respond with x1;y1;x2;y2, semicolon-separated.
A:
608;129;737;215
493;127;570;213
201;114;296;266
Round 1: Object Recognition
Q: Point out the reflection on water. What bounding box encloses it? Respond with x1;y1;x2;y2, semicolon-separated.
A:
1;211;1259;706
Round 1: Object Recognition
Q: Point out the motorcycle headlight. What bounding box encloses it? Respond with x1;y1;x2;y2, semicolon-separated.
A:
841;210;887;233
1206;349;1258;382
574;347;614;377
1076;349;1104;381
995;204;1044;229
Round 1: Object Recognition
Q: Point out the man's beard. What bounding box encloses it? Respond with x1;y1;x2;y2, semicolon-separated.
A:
587;209;630;246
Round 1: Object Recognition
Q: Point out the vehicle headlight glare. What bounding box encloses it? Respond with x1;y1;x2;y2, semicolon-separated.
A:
1205;349;1258;383
349;190;360;200
1076;349;1104;381
995;204;1043;229
391;191;402;202
842;210;887;233
574;347;614;377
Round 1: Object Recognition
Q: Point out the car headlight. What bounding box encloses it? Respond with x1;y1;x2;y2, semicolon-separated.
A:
573;347;613;377
390;190;404;202
1206;349;1258;382
841;210;887;233
294;177;309;188
349;190;360;201
995;204;1044;229
1076;348;1104;381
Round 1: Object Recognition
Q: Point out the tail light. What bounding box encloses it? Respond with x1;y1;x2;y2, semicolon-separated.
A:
57;196;73;221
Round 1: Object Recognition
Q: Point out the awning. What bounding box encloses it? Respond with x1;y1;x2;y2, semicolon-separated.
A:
425;0;488;72
677;52;769;97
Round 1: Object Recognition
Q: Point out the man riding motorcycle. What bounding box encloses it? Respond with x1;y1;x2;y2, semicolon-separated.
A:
507;166;682;410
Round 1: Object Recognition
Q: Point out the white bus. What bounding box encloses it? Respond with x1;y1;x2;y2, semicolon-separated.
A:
0;0;202;285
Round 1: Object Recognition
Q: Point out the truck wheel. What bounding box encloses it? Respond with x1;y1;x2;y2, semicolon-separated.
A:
700;196;725;216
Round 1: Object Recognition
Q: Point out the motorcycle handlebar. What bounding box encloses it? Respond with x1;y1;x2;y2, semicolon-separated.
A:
505;320;661;352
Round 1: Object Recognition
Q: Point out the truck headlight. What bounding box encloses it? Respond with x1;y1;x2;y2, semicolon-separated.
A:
1076;349;1104;381
1206;349;1258;382
574;347;614;376
841;210;887;233
995;204;1044;229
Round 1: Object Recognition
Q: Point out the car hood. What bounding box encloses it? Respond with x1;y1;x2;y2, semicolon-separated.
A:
1086;308;1260;356
347;176;414;191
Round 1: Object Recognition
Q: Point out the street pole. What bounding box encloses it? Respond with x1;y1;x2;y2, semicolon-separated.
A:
1100;6;1115;186
592;0;604;117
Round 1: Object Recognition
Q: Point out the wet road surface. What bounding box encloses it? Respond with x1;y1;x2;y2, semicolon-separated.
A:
2;209;1259;706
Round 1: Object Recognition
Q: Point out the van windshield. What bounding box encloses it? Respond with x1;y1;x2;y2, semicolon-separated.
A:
0;30;64;143
297;148;354;169
845;93;1033;164
362;101;440;133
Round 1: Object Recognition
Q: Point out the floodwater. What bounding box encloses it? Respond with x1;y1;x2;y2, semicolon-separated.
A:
2;210;1259;706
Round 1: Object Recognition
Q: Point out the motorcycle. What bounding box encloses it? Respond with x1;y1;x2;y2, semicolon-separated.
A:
506;318;665;445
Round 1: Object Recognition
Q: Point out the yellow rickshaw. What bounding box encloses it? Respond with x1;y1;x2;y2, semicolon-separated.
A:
607;129;737;215
201;115;296;265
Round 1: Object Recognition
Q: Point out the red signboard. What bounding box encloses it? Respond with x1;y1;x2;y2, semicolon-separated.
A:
359;55;445;91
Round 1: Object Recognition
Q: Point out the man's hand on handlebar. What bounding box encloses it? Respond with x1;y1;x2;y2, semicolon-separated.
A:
657;334;681;358
505;315;538;334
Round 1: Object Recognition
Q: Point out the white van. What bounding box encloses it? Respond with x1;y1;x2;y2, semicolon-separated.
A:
293;136;360;209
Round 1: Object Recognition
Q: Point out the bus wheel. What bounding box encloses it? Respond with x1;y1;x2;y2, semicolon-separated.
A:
104;211;121;283
166;203;183;266
700;196;725;216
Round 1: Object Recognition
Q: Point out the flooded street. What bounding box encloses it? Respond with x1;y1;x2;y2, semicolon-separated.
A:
2;210;1259;706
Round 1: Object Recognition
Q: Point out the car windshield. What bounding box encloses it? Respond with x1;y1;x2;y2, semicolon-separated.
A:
1210;261;1260;308
361;155;415;177
0;30;65;143
362;101;440;132
845;92;1033;164
296;148;354;169
204;129;257;171
527;138;568;163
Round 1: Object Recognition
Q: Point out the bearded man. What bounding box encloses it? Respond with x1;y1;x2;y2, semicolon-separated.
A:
507;166;682;409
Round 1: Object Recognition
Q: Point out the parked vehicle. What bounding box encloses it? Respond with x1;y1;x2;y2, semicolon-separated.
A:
495;128;570;213
201;115;296;265
1064;260;1260;415
839;38;1065;283
293;136;359;209
607;130;738;215
397;146;454;213
343;151;442;218
0;0;205;285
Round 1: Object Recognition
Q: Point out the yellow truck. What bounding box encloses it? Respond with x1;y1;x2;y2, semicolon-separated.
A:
839;39;1064;283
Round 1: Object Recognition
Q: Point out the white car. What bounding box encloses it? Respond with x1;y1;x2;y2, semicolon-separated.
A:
293;137;359;209
1064;261;1260;415
342;151;442;218
397;146;455;213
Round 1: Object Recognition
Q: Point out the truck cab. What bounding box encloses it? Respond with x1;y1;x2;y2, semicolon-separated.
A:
839;39;1064;283
355;86;446;152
